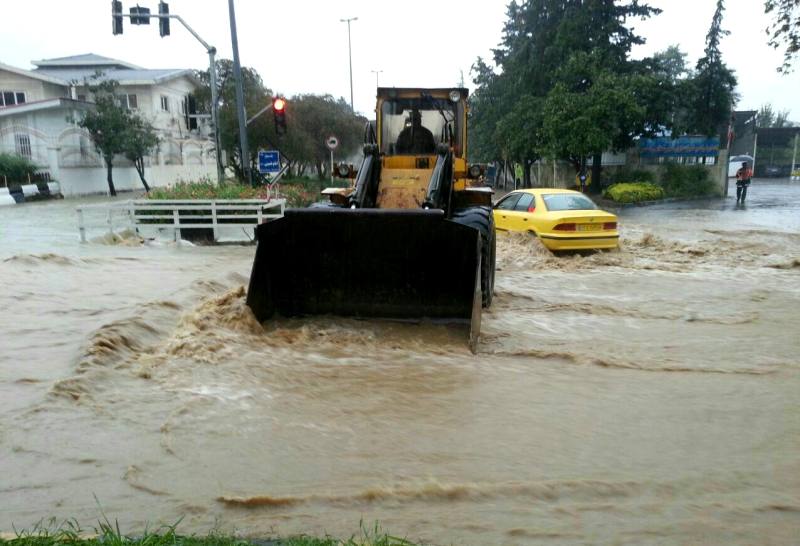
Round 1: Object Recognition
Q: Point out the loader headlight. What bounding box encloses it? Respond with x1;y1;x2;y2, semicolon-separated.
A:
449;90;461;103
468;164;482;178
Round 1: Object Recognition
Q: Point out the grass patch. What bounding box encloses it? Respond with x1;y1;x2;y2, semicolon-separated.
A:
2;520;423;546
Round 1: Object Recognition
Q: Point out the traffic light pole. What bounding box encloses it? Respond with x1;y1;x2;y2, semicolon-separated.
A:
227;0;253;187
112;9;223;185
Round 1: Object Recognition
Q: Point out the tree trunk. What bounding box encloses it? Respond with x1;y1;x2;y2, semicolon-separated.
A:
134;158;150;192
105;157;117;197
523;159;532;188
315;160;325;180
590;153;602;194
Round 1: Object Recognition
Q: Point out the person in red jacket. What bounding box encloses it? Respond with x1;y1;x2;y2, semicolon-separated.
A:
735;161;753;204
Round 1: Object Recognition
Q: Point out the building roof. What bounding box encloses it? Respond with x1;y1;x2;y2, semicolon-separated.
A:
31;54;141;70
33;67;194;86
2;53;197;88
0;62;68;85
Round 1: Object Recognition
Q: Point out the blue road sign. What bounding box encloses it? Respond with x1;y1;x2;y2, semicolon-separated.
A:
258;150;281;174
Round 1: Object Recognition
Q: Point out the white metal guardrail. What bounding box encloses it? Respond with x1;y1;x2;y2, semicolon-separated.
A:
76;199;285;243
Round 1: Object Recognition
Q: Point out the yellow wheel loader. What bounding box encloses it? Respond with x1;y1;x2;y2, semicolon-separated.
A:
246;88;495;350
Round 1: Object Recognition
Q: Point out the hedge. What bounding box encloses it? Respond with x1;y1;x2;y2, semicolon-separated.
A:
603;182;665;203
0;153;39;182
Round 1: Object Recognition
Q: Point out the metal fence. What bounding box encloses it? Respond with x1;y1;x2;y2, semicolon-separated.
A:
76;199;285;243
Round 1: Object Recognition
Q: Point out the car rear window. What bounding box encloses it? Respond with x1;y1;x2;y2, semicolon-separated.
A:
542;193;598;211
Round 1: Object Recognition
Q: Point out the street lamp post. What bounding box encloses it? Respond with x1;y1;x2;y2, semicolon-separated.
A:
371;69;383;88
340;17;357;111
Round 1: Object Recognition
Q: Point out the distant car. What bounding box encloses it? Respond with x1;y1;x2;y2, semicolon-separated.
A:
493;189;619;251
728;155;754;177
763;164;790;178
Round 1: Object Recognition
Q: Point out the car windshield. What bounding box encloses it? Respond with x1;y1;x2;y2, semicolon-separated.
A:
542;193;598;211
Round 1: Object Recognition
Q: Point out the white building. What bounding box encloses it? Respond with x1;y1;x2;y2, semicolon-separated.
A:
0;53;217;196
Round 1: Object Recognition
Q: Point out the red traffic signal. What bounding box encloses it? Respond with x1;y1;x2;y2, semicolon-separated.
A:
272;97;287;135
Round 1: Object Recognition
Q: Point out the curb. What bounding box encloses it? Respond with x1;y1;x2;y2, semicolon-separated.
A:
0;182;63;205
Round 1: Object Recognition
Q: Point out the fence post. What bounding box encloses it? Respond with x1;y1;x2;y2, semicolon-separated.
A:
211;201;219;242
77;208;86;243
173;209;181;243
107;209;114;237
257;203;263;225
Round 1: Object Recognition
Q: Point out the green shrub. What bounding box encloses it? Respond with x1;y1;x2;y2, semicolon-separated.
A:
607;167;656;185
603;182;665;203
146;179;341;208
0;152;39;182
658;163;718;198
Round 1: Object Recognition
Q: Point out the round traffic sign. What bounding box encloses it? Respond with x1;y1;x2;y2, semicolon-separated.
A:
325;135;339;150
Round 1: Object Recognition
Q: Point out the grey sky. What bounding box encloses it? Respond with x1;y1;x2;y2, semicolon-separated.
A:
1;0;797;119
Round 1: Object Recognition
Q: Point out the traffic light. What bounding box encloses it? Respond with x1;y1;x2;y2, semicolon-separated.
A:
158;2;170;37
273;97;287;135
112;1;123;35
130;5;151;25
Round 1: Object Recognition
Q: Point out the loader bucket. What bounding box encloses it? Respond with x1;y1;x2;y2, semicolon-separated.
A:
246;208;483;351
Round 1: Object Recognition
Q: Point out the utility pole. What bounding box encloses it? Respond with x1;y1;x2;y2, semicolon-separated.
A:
228;0;253;186
791;132;798;180
111;2;223;185
340;17;357;111
371;69;383;88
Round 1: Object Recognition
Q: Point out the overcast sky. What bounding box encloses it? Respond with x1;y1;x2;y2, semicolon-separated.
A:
1;0;797;119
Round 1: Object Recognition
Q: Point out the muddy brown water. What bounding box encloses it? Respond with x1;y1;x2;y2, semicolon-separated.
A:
1;182;799;545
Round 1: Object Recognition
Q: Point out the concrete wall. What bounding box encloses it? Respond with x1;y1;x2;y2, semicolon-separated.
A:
495;148;728;195
58;164;217;196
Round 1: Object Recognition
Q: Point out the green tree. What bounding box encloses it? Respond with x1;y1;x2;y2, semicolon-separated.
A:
290;94;366;179
684;0;738;137
123;114;160;192
766;0;800;72
470;0;661;188
542;54;645;186
76;79;132;196
757;103;793;127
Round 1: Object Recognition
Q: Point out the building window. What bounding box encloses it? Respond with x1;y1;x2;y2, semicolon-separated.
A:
182;95;198;130
15;134;32;158
77;94;87;102
160;95;169;112
118;94;138;109
1;91;26;107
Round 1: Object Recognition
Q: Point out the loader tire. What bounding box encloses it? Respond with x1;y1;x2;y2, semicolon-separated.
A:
451;206;496;308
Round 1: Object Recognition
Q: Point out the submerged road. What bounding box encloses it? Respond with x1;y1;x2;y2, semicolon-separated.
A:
1;180;798;545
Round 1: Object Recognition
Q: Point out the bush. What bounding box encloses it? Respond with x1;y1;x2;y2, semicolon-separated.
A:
603;182;665;203
146;179;340;208
658;163;718;198
607;167;656;185
0;152;39;182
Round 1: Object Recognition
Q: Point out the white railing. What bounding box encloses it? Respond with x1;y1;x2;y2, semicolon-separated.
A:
76;199;285;243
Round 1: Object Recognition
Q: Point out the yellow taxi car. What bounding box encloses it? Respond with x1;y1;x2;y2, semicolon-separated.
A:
493;188;619;251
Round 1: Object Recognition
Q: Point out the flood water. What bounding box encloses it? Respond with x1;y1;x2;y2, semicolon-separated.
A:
1;181;799;545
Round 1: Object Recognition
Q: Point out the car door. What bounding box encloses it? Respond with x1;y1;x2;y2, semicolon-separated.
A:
493;193;522;231
509;192;536;231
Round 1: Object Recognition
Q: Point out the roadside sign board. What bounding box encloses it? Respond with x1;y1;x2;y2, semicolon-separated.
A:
258;150;281;174
325;135;339;150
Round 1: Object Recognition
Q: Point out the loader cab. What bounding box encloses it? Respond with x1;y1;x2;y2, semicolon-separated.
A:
377;89;466;159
